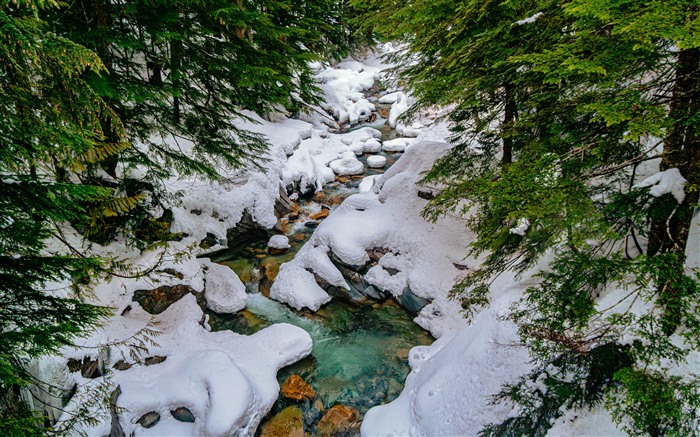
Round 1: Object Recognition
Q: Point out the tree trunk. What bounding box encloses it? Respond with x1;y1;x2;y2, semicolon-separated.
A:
502;82;517;166
647;47;700;334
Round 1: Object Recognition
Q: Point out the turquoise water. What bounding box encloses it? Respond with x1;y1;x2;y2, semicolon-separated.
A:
207;292;433;415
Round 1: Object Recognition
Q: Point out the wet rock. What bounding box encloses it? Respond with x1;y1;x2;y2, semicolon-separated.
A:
199;232;220;249
417;189;435;200
144;356;167;366
275;186;293;219
395;348;410;360
280;375;316;401
171;407;195;423
112;360;132;371
367;247;390;263
362;285;388;300
397;288;430;313
67;356;102;379
109;386;125;437
315;275;367;305
161;268;185;279
225;210;271;252
316;405;360;436
137;411;160;429
259;406;304;437
133;284;196;315
190;209;202;215
309;208;330;220
304;221;319;228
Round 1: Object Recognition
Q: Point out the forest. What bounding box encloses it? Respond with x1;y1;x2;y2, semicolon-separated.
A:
1;0;699;435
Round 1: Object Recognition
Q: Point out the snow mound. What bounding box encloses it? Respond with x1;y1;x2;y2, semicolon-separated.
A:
329;151;365;176
201;258;247;314
367;155;387;168
267;235;290;250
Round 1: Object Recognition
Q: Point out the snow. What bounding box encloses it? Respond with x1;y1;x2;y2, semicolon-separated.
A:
272;140;472;336
329;150;365;176
509;217;531;236
634;167;688;203
382;137;415;152
363;138;382;153
367;155;387;168
201;258;247;314
267;235;290;250
514;12;544;26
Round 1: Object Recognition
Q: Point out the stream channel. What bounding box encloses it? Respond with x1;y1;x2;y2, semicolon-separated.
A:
206;103;434;434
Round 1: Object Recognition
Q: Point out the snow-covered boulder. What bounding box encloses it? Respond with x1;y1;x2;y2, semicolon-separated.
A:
367;155;387;168
382;137;415;152
364;138;382;153
201;259;247;314
329;151;364;176
267;235;291;250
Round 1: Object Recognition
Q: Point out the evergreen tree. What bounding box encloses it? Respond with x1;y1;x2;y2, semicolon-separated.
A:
356;0;700;434
0;1;126;432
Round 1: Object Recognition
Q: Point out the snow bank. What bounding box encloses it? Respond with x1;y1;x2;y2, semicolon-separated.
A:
271;141;472;337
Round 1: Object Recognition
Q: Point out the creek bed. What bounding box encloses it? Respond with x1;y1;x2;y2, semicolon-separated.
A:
209;100;432;434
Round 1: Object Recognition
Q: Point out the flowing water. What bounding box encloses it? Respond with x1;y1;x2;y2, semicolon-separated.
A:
207;100;433;432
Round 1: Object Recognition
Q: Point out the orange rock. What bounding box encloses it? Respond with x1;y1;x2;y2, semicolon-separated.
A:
312;192;326;202
280;375;316;401
315;405;360;436
309;209;329;220
261;259;281;282
336;176;350;184
259;406;304;437
292;234;305;241
326;196;343;206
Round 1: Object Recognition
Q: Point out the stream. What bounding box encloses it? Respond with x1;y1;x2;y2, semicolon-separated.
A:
206;101;434;434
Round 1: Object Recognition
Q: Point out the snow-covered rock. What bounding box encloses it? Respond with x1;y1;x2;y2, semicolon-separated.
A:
363;138;382;153
367;155;387;168
382;137;415;152
267;235;291;250
329;151;364;176
201;258;247;314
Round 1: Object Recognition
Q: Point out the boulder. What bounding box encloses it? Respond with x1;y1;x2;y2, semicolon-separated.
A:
367;155;387;168
280;375;316;401
309;208;330;220
133;284;196;315
315;405;360;436
171;407;196;423
259;406;304;437
136;411;160;429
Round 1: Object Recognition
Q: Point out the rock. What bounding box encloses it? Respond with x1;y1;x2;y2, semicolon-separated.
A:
382;138;413;152
395;348;410;360
280;375;316;401
67;356;102;379
199;232;220;249
315;405;360;436
326;196;343;206
109;386;126;437
137;411;160;429
329;151;364;176
133;284;196;315
112;360;132;371
314;400;325;412
304;221;319;229
309;209;330;220
397;288;430;313
367;155;387;168
417;189;435;200
275;186;293;219
362;284;388;300
171;407;195;423
268;235;291;250
144;356;167;366
364;138;382;153
259;406;304;437
367;247;390;262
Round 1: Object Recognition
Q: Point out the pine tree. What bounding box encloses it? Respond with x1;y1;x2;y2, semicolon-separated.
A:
1;1;125;432
356;0;700;434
